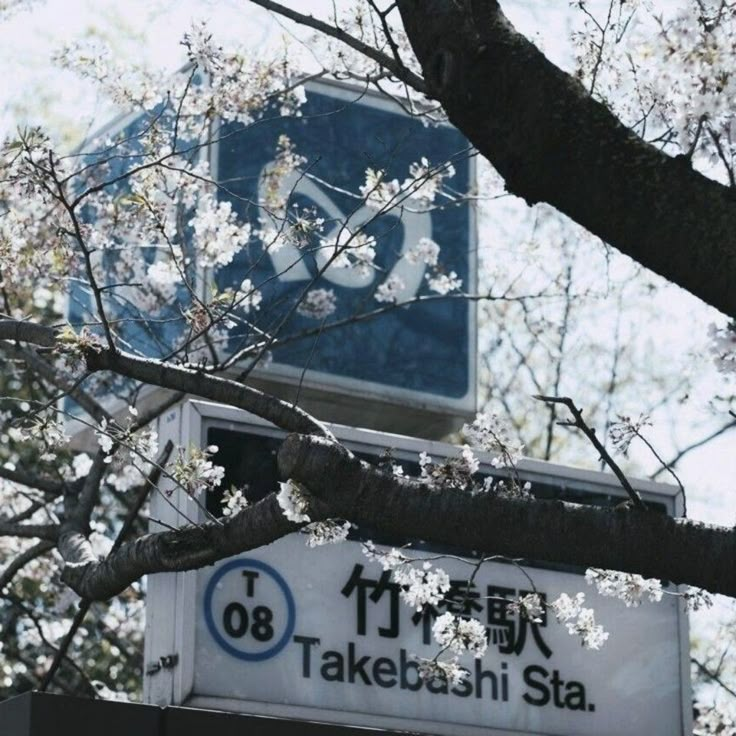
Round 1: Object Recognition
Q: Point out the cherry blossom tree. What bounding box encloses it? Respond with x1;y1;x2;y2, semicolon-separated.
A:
2;1;736;729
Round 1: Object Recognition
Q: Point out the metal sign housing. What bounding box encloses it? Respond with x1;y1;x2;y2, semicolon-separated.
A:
143;399;691;736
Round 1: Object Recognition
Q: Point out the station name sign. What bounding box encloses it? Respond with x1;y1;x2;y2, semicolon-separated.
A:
192;534;686;736
143;404;689;736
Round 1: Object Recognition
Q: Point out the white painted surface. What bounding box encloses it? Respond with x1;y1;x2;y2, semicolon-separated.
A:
144;399;691;736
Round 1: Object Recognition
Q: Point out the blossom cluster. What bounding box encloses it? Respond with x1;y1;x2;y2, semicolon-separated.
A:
415;656;469;687
221;486;249;517
363;542;451;612
8;412;68;463
170;444;224;498
608;413;652;456
360;158;455;211
694;702;736;736
585;568;663;607
297;288;337;320
462;411;524;469
550;592;609;650
58;21;306;128
508;592;545;623
418;447;479;492
277;479;311;523
375;274;406;304
95;411;159;467
432;612;488;657
303;520;352;548
189;197;252;269
708;322;736;376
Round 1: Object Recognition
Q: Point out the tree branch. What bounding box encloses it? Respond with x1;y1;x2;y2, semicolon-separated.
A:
59;493;312;600
652;418;736;479
534;394;645;509
248;0;427;94
0;319;55;347
278;433;736;597
0;318;333;438
0;521;58;540
2;342;112;424
692;656;736;700
0;465;64;496
0;541;55;592
396;0;736;317
85;347;333;438
41;441;174;690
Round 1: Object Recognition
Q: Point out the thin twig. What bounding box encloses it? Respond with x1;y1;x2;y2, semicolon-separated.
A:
0;541;55;592
534;395;646;509
631;429;687;517
692;656;736;700
652;418;736;481
248;0;427;94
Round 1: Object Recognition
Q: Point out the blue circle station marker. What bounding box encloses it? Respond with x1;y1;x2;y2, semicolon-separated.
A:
204;558;296;662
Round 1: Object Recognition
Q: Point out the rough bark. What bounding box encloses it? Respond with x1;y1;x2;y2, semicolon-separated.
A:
397;0;736;317
279;433;736;597
11;420;736;601
60;494;310;600
85;349;333;439
2;329;734;600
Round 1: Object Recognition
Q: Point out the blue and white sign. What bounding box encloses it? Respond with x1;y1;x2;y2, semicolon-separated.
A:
65;80;475;426
214;80;476;412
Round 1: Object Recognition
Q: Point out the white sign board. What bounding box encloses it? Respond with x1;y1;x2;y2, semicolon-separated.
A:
192;537;685;736
144;401;691;736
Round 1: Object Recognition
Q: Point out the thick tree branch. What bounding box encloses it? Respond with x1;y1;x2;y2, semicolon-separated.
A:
59;494;313;600
47;427;736;601
396;0;736;317
0;319;332;438
278;433;736;597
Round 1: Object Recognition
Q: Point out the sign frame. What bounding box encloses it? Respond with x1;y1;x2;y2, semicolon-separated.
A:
143;399;692;736
207;77;478;423
66;76;478;441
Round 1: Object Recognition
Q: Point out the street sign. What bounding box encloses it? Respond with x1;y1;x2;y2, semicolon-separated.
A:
144;400;691;736
213;79;476;421
66;78;476;439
